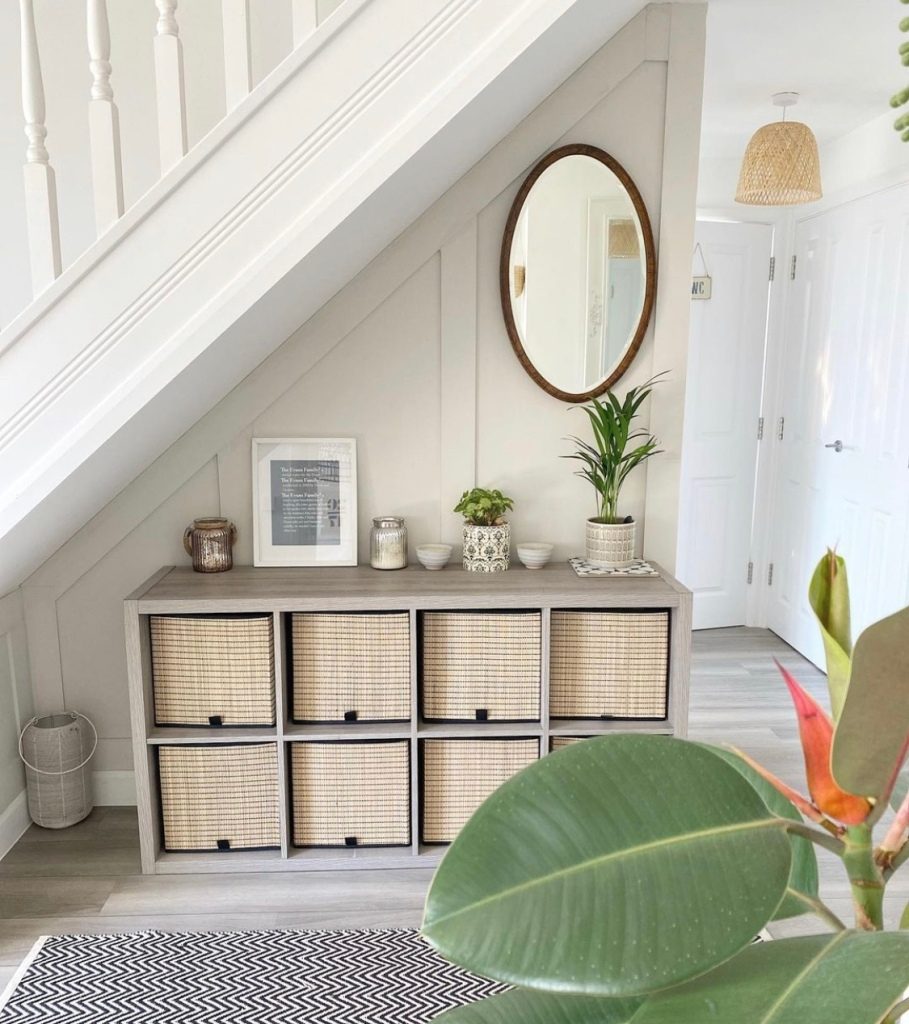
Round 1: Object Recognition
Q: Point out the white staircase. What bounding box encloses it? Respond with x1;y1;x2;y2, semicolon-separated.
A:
0;0;648;592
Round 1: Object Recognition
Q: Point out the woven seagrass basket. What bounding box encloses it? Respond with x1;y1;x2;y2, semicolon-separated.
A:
290;740;411;848
549;736;588;752
150;614;275;727
291;612;411;723
550;610;669;720
421;611;541;722
158;743;280;851
421;737;538;844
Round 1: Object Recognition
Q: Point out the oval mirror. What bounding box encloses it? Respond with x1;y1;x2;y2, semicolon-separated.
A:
500;144;656;402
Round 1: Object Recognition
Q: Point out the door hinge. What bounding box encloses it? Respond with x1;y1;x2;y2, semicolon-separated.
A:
747;561;754;584
768;563;775;586
757;416;765;440
769;256;776;281
790;255;797;280
777;416;785;441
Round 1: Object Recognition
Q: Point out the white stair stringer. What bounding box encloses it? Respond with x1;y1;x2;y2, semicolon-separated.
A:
0;0;648;590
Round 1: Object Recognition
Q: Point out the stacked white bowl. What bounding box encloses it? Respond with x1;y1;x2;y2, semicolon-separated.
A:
516;543;553;569
416;544;452;570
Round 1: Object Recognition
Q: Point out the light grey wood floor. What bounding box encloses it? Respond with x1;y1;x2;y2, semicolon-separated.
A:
2;626;906;989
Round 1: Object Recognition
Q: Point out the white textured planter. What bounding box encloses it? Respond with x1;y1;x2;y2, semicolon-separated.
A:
463;523;510;573
585;518;636;569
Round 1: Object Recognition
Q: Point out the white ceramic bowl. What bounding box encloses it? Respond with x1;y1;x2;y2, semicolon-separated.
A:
517;542;553;569
416;544;452;570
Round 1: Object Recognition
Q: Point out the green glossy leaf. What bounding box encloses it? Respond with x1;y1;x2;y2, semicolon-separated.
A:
892;769;909;812
831;606;909;801
901;902;909;930
697;745;818;921
422;736;792;997
632;932;909;1024
808;551;852;719
436;990;642;1023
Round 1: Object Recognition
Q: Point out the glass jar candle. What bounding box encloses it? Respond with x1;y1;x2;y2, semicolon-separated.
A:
370;516;408;570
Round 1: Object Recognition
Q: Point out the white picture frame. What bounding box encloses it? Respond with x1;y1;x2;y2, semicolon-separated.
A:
252;437;358;567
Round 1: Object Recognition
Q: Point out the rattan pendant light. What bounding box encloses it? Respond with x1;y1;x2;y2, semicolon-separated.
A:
736;92;822;206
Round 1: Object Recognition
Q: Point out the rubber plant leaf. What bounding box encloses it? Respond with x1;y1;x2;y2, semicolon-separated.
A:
631;932;909;1024
808;550;852;720
422;735;792;997
696;744;819;921
902;902;909;930
831;606;909;804
777;662;871;824
434;990;643;1024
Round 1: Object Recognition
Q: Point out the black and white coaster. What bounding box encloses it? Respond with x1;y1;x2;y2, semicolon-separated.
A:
569;557;660;578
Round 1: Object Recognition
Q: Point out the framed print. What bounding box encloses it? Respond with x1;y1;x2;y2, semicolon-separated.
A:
252;438;358;567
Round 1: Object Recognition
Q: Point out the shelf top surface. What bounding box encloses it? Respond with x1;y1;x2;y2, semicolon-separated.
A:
130;562;689;610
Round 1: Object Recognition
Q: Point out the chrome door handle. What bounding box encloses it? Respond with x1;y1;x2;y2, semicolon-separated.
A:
825;440;844;453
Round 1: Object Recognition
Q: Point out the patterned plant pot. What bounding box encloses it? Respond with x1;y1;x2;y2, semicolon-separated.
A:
462;523;511;573
585;518;636;569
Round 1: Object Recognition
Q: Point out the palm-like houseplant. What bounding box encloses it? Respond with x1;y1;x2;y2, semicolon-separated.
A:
422;549;909;1023
564;374;664;568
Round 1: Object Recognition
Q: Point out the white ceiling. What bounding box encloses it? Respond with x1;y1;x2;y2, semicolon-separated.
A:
701;0;901;163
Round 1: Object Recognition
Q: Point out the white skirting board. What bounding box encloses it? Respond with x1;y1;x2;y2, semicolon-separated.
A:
0;790;30;860
0;935;46;1013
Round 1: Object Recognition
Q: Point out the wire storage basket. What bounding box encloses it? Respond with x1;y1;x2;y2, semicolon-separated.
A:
19;712;97;829
421;737;538;844
158;743;280;852
290;612;411;723
550;610;670;720
421;611;541;722
150;614;275;727
289;740;411;848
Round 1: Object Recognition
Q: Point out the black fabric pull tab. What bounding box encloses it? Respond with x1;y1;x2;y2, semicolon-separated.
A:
475;709;488;722
217;838;231;851
344;710;358;722
209;715;223;727
344;836;358;847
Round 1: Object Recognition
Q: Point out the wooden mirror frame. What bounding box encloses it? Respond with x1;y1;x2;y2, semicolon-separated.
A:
500;144;657;403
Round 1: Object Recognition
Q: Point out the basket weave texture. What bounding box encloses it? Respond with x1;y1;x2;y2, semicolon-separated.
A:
422;738;538;843
151;615;275;727
421;612;541;721
550;610;669;719
290;741;410;847
291;613;411;723
735;120;822;206
550;736;586;752
158;744;280;851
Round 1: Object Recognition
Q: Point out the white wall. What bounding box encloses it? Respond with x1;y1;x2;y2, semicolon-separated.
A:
16;5;705;799
0;0;343;330
0;591;33;856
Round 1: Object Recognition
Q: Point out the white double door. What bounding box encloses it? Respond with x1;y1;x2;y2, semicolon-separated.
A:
766;185;909;665
677;220;773;629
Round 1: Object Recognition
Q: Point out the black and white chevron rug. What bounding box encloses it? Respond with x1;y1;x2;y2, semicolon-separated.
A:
0;929;507;1023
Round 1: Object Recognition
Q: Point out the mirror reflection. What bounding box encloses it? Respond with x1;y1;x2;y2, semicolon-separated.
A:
504;149;653;400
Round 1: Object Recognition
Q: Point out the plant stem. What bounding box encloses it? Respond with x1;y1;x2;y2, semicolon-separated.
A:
883;995;909;1024
786;821;845;856
788;890;847;931
842;824;885;930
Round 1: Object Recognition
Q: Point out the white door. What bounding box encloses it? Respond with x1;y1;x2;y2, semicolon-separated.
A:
677;220;773;629
766;185;909;666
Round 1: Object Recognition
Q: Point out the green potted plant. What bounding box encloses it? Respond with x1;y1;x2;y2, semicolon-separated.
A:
454;488;514;573
565;374;664;568
422;549;909;1023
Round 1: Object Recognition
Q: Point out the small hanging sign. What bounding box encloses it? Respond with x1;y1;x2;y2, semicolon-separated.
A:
691;275;712;300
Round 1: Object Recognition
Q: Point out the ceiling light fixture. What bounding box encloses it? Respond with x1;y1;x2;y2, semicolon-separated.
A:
736;92;822;206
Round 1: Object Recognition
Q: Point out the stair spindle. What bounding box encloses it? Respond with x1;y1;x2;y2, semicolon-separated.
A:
154;0;188;173
222;0;252;112
87;0;124;235
19;0;62;295
292;0;318;47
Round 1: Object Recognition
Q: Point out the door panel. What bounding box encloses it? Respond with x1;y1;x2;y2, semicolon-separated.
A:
677;221;773;629
767;186;909;665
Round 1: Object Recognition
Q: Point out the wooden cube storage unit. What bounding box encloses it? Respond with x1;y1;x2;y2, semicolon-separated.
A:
158;743;281;851
126;564;690;873
421;737;540;844
421;610;541;722
290;740;411;848
550;610;670;720
151;613;276;727
290;611;411;723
